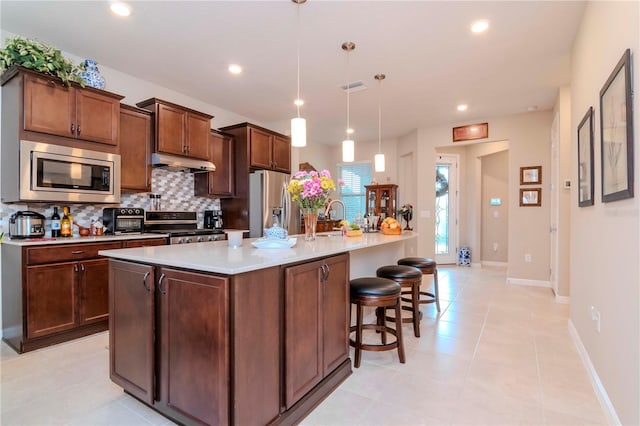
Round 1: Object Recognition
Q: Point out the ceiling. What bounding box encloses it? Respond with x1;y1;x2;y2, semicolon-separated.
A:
1;1;585;145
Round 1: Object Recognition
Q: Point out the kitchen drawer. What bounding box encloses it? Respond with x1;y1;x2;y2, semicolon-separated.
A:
26;241;122;265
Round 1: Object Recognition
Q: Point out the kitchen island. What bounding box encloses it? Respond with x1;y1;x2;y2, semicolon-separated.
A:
100;231;416;425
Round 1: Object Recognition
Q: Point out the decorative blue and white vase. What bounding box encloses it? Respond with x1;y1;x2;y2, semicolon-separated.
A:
79;59;105;89
458;246;471;267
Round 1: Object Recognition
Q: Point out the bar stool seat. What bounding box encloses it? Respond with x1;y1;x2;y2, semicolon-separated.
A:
376;265;423;337
398;257;440;313
350;277;405;368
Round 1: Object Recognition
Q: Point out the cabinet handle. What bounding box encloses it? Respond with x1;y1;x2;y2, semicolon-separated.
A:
80;264;85;272
77;125;81;135
158;273;167;294
71;250;85;254
320;264;328;282
74;264;78;272
70;123;75;135
142;271;151;292
324;264;330;282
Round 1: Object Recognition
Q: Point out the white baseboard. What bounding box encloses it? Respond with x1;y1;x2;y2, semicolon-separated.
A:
555;294;570;304
471;262;482;268
568;320;621;425
506;277;551;288
481;261;508;267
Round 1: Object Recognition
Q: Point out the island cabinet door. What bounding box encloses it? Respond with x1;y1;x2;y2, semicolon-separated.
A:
284;258;325;409
321;254;350;375
156;267;229;426
109;260;155;405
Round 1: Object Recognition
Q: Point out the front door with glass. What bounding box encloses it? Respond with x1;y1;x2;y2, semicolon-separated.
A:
435;155;458;264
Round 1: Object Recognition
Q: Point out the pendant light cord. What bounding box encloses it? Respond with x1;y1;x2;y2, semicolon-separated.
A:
378;78;381;153
346;50;350;135
296;2;301;118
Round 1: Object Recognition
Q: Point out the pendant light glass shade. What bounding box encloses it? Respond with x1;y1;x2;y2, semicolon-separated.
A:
342;139;354;162
290;0;306;147
291;117;306;147
375;153;385;172
374;73;386;172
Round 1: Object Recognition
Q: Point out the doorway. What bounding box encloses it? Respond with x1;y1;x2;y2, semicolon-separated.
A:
435;154;459;264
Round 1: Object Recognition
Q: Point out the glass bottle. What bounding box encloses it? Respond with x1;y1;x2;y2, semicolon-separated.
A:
51;207;61;238
60;206;72;237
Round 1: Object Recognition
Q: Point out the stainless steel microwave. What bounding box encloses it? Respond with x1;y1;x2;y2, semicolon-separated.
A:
3;140;121;203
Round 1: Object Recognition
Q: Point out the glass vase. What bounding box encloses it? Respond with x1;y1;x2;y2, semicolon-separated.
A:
303;208;318;241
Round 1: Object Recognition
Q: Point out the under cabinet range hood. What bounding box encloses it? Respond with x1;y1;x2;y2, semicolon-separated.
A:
151;153;215;173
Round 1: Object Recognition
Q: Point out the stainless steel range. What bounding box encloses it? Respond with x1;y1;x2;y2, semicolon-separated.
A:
144;211;225;244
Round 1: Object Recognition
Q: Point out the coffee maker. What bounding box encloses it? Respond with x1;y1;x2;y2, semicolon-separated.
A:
204;210;223;230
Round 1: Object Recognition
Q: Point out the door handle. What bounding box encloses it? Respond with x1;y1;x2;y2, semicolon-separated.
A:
77;125;81;135
80;264;85;272
324;264;330;282
142;271;151;292
158;273;167;294
70;123;75;135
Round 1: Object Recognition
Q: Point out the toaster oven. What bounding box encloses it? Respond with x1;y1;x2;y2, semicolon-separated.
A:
102;208;144;234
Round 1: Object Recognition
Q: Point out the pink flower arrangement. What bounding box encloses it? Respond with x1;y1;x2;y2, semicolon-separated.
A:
287;170;343;210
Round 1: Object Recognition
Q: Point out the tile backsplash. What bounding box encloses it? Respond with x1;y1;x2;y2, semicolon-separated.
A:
0;169;218;237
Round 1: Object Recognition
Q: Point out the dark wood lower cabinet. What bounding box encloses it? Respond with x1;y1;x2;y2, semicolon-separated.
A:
26;262;78;338
109;260;155;405
79;258;110;324
156;267;229;426
284;254;350;409
108;253;351;426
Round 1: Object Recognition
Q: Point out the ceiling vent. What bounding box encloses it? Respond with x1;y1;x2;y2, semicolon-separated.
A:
340;80;368;93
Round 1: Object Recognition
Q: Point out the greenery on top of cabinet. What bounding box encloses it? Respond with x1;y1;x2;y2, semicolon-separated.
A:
0;36;86;86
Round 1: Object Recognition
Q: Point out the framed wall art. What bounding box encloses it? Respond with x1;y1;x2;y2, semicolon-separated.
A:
520;166;542;185
577;107;594;207
600;48;634;202
453;122;488;142
520;188;541;207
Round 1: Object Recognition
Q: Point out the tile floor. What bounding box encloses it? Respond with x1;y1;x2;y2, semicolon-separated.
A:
0;266;607;425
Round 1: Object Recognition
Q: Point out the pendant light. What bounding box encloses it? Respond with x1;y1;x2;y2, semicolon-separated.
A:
374;73;386;172
342;41;355;162
290;0;306;147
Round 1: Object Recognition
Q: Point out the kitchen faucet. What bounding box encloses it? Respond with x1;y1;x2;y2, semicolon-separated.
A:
324;199;346;221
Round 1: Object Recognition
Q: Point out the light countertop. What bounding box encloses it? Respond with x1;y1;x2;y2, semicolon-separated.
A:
1;233;168;246
99;231;418;275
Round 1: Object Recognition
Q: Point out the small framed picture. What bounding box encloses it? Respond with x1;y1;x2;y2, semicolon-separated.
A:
520;188;541;207
520;166;542;185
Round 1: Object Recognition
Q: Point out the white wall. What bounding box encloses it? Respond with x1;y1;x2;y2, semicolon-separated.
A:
569;2;639;424
415;112;551;281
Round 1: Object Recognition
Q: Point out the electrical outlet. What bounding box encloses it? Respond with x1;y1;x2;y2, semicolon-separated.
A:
492;242;498;252
524;254;532;262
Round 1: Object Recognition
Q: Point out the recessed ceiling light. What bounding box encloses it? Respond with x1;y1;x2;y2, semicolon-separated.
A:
527;105;539;112
294;99;304;106
346;128;354;135
228;64;242;75
457;104;468;111
471;19;490;33
110;2;131;17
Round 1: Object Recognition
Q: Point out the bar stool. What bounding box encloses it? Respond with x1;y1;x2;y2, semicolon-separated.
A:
398;257;440;313
349;277;405;368
376;265;423;337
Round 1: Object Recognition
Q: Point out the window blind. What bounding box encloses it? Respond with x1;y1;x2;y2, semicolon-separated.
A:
337;161;372;223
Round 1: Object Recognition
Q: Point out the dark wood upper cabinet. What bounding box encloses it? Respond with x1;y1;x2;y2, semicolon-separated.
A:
221;122;291;174
119;105;152;192
137;98;213;161
194;130;235;198
21;69;122;146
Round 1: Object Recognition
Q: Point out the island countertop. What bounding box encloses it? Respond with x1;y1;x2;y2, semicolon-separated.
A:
99;231;417;275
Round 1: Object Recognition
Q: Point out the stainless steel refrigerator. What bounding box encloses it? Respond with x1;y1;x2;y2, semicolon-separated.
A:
249;170;300;238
